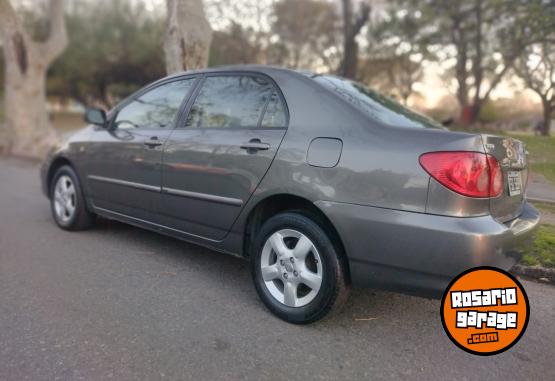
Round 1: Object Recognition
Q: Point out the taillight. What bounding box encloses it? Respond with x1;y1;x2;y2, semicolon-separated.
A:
487;155;503;196
419;152;503;198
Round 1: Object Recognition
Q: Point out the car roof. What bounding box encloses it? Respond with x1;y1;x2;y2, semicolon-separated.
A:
164;65;316;81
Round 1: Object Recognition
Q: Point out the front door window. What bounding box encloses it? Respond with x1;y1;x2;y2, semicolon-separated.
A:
115;79;195;130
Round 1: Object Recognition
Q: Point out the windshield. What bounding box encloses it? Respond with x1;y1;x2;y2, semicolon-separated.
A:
313;75;444;129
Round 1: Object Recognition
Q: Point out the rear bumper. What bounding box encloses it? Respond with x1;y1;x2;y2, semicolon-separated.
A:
316;200;540;298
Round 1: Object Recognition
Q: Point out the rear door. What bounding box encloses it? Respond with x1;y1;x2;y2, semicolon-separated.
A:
482;135;529;222
159;73;288;241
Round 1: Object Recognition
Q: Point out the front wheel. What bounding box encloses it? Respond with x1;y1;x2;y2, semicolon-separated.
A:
50;165;95;231
251;212;349;324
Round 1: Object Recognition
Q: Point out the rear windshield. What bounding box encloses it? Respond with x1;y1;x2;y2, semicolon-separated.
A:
313;75;444;129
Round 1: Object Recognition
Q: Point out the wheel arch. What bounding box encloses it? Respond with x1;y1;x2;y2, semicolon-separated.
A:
46;156;74;197
242;193;350;282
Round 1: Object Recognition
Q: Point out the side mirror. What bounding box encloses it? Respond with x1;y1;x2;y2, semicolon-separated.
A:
85;108;108;127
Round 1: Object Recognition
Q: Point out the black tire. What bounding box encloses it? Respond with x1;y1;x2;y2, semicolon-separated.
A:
251;211;350;324
50;165;95;231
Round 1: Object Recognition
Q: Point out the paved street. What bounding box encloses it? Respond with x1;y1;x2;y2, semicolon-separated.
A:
1;158;554;381
528;180;555;204
528;170;555;204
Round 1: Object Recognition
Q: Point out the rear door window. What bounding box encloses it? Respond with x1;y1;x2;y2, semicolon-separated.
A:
261;91;287;128
185;75;286;128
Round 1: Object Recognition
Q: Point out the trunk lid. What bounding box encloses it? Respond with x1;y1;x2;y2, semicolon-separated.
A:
482;134;529;222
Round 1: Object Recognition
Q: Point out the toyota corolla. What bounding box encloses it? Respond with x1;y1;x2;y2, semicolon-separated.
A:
41;66;540;323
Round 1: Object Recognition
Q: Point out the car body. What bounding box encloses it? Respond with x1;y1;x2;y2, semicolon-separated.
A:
41;65;540;322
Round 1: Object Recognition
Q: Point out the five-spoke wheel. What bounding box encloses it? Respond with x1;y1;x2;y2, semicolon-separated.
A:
53;175;77;224
50;165;95;230
260;229;323;308
251;211;349;324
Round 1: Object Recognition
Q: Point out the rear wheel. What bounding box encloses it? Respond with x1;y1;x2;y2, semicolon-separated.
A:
50;165;95;231
251;212;349;324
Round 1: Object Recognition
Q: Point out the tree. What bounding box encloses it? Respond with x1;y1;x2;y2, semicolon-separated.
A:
0;0;67;157
361;3;432;104
413;0;540;124
48;0;166;108
207;0;278;65
515;43;555;136
339;0;370;79
209;22;259;66
272;0;341;71
164;0;212;74
513;1;555;136
359;54;424;105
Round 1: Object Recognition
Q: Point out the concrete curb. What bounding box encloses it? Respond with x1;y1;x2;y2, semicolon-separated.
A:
528;196;555;204
1;154;42;164
511;264;555;284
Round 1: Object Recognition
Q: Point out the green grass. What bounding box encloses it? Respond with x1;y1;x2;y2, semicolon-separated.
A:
521;224;555;268
533;201;555;215
530;162;555;183
508;133;555;183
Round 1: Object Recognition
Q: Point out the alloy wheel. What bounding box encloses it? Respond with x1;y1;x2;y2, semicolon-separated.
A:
260;229;323;307
53;175;76;223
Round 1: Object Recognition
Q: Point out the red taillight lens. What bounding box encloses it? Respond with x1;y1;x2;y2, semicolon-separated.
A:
419;152;503;198
487;155;503;197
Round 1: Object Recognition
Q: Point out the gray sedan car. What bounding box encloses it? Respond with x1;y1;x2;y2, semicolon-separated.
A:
41;65;540;323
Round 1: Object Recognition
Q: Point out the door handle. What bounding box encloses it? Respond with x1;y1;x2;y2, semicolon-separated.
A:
144;136;163;148
240;139;270;152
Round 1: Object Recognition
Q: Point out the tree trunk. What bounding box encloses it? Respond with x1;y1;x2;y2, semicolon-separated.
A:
339;0;370;79
542;99;552;136
466;1;484;125
0;0;68;158
4;64;57;156
471;0;483;115
468;102;482;124
342;38;358;79
451;15;469;119
164;0;212;74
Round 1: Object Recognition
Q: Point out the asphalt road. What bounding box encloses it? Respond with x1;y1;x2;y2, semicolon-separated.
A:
1;158;554;381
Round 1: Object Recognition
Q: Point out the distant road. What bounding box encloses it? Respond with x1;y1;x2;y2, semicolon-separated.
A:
528;181;555;203
1;158;554;381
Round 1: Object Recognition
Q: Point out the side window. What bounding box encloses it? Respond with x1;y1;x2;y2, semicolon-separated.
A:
114;79;195;129
261;91;287;127
185;75;274;128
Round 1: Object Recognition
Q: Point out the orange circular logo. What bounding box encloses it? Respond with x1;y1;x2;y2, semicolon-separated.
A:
441;267;529;356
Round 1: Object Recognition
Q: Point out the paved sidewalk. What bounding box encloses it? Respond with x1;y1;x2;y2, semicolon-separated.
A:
528;181;555;203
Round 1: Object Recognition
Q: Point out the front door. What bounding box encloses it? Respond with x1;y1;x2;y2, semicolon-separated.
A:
86;77;197;222
159;74;289;241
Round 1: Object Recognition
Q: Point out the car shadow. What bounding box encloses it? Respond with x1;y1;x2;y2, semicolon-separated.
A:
88;216;441;328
